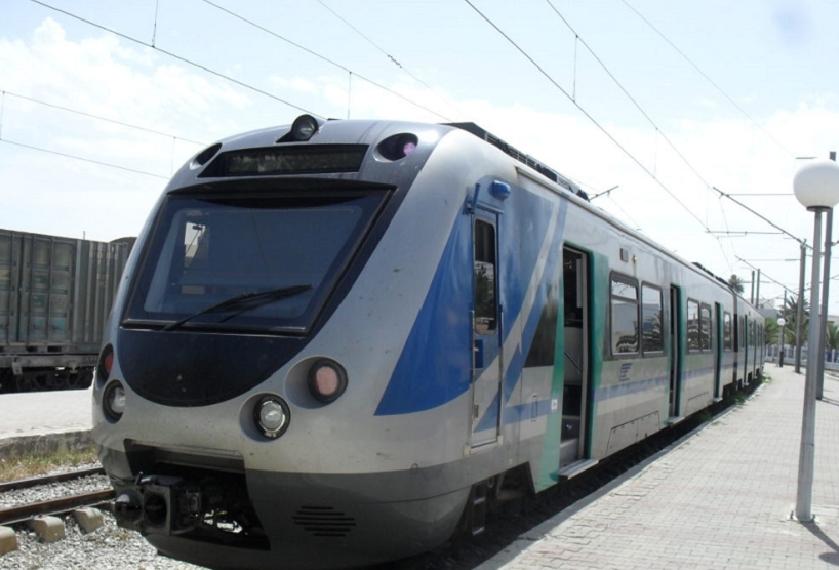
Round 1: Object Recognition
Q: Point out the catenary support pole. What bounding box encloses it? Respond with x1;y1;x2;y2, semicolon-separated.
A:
818;153;838;397
750;270;755;304
756;269;761;307
796;208;824;522
796;241;806;373
780;290;788;367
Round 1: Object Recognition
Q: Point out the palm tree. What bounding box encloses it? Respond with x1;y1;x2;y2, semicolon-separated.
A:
765;318;779;345
728;274;745;294
782;295;809;344
826;322;839;351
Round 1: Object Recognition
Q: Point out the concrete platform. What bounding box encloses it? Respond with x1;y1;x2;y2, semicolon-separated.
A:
483;364;839;569
0;388;92;441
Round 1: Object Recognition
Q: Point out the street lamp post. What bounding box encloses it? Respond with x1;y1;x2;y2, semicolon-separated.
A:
778;316;787;367
793;160;839;522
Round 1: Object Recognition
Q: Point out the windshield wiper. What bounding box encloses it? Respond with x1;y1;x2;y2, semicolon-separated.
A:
162;284;312;331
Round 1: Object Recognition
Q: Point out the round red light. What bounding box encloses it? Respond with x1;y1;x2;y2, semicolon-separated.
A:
307;359;348;403
314;366;340;398
104;352;114;375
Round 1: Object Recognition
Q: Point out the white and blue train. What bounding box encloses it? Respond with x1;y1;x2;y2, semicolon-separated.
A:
92;115;765;569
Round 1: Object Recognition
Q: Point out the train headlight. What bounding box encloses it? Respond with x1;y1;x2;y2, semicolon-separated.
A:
103;380;126;422
255;396;290;439
308;359;348;403
290;114;319;141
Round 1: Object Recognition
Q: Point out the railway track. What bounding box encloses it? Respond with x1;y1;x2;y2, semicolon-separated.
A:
0;489;113;526
0;466;113;527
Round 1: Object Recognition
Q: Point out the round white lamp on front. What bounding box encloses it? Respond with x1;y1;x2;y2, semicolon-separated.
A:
778;317;787;327
793;158;839;522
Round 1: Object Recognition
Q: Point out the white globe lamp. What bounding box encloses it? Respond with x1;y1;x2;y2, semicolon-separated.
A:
794;160;839;210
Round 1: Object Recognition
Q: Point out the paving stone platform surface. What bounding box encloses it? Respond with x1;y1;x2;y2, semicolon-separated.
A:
0;388;91;441
483;364;839;569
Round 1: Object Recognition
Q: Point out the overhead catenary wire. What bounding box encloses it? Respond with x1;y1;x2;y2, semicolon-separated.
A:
196;0;451;122
1;89;206;146
0;137;169;179
29;0;324;118
463;0;730;265
617;0;794;158
736;256;798;298
542;0;806;248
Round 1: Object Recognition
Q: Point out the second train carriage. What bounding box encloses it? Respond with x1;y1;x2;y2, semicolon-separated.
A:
0;230;134;393
94;115;764;569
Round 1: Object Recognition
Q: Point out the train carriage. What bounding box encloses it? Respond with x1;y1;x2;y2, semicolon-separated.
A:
93;115;763;569
0;230;133;392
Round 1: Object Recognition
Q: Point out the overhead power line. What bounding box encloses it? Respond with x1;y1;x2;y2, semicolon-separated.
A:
727;193;794;197
736;256;797;297
29;0;322;118
197;0;451;121
542;0;806;248
0;137;168;179
316;1;433;91
1;89;206;146
463;0;733;267
712;186;806;246
617;0;794;158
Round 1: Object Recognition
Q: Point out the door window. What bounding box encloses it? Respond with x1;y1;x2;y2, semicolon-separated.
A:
474;219;497;334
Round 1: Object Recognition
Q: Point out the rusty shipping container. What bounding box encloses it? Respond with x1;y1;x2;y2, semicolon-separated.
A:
0;229;134;392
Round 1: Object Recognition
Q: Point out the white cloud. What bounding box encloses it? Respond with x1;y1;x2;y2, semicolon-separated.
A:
2;17;838;310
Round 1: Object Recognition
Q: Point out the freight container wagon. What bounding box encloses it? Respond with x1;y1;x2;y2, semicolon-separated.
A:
0;229;133;393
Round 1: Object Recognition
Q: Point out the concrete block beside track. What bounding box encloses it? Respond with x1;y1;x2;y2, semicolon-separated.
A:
72;507;104;533
28;516;65;543
0;525;16;555
0;430;92;460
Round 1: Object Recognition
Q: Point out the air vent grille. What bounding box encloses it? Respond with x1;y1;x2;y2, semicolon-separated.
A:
292;506;356;538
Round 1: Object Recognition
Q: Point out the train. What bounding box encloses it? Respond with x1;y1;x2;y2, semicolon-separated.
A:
0;229;133;393
93;115;765;569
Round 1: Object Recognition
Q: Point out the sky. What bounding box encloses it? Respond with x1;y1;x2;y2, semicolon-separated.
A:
2;0;839;312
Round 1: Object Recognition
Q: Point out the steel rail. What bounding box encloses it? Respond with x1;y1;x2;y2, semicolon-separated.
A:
0;489;114;526
0;466;105;493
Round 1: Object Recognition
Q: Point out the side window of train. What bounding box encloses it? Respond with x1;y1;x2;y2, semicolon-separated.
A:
610;273;639;355
687;299;700;352
699;303;712;351
473;219;497;333
723;312;732;351
641;283;664;355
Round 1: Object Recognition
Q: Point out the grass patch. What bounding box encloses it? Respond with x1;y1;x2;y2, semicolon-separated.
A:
0;445;98;482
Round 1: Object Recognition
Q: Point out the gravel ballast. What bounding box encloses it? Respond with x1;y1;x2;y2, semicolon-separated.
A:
0;473;110;509
0;512;205;569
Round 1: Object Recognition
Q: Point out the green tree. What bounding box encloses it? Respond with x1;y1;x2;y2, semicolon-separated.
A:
765;318;779;345
782;295;809;344
827;322;839;351
728;274;745;294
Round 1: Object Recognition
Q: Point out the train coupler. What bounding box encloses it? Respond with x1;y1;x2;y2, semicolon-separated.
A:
113;474;202;536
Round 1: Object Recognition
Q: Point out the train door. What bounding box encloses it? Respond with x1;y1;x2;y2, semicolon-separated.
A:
469;214;503;448
559;247;590;466
668;285;683;418
742;316;749;383
714;303;722;399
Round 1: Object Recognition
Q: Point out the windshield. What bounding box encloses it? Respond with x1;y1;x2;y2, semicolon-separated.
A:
124;191;385;332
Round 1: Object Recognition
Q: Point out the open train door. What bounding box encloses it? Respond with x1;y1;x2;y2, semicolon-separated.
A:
469;211;503;448
558;247;592;475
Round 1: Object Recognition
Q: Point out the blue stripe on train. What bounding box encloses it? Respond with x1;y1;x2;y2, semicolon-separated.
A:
375;184;561;416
